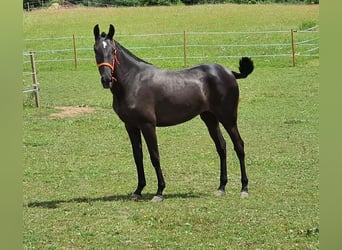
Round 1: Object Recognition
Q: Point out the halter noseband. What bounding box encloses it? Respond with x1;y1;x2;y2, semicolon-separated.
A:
96;41;120;82
97;62;114;72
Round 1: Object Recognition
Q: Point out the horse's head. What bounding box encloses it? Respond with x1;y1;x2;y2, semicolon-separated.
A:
93;24;117;89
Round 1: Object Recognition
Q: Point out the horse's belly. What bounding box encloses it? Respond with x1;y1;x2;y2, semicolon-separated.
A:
155;98;207;126
156;113;198;126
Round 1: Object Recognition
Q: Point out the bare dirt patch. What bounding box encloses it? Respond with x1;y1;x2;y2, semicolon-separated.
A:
49;106;95;119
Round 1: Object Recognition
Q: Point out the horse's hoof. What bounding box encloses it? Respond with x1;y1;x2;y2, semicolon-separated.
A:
130;193;142;201
240;191;249;198
151;195;164;202
215;190;226;197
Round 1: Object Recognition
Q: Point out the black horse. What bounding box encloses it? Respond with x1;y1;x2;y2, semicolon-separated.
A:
93;24;254;202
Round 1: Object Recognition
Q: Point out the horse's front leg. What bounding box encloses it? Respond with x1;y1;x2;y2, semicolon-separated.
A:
125;124;146;200
140;123;166;202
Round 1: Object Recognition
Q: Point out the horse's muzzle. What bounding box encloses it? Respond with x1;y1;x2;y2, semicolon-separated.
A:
101;76;113;89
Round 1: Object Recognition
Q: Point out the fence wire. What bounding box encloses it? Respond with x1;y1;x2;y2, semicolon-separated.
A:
23;28;319;69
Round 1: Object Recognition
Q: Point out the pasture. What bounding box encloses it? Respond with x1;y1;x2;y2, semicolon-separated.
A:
23;4;319;249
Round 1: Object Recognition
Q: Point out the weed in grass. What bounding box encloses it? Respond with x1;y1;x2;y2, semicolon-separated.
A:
299;20;318;30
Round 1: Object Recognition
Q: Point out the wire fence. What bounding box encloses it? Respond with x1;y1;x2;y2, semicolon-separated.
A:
23;26;319;71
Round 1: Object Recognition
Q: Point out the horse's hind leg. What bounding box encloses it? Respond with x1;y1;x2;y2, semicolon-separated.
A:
222;121;249;198
200;112;228;196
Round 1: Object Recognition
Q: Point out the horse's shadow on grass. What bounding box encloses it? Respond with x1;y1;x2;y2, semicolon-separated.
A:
26;192;204;209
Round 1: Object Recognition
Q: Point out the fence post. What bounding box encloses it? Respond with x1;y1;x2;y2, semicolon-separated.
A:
73;34;78;70
183;30;187;68
291;29;296;67
29;52;40;107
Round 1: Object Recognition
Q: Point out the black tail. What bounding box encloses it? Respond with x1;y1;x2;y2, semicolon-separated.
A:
232;57;254;79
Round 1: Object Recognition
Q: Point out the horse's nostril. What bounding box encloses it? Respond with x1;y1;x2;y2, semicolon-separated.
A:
101;77;112;89
101;76;110;83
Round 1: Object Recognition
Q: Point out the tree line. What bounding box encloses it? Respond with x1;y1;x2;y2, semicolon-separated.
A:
23;0;319;10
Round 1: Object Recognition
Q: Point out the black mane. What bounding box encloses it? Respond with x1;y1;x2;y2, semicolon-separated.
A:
115;41;153;66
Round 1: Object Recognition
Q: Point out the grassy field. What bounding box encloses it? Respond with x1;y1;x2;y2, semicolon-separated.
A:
23;4;319;249
23;4;319;71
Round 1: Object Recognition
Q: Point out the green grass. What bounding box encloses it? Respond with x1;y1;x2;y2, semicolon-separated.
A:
23;4;319;71
23;4;319;249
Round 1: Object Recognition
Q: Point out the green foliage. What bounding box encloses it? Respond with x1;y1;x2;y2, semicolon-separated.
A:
299;20;317;30
23;0;319;10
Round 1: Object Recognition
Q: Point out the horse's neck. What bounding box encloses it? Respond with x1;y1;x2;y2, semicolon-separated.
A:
116;42;151;65
114;44;154;85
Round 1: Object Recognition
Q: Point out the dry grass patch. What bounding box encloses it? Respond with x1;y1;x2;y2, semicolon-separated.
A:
49;106;95;119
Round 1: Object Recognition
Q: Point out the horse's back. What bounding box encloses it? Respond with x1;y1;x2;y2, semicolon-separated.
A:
185;63;240;118
144;63;238;126
185;63;239;101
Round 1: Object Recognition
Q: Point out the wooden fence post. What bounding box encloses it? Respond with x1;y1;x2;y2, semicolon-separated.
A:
73;34;78;70
291;29;296;67
183;30;187;68
29;52;40;107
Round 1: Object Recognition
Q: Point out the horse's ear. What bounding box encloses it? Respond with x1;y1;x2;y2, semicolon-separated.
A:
94;24;100;41
107;24;115;40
